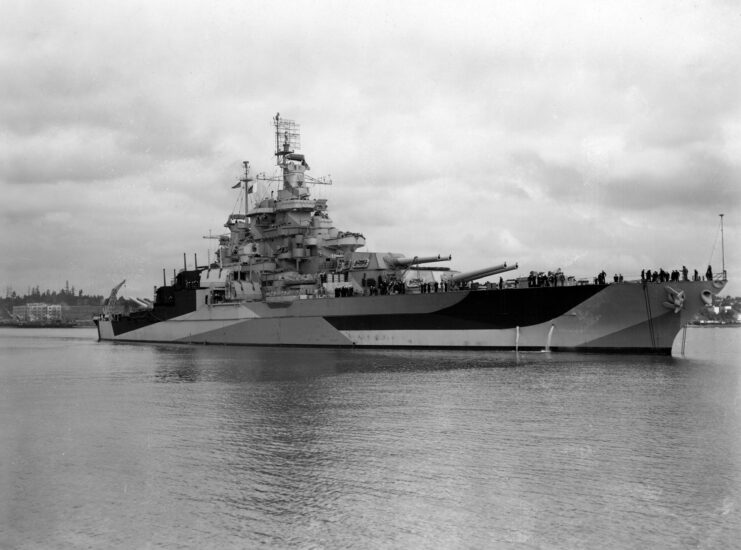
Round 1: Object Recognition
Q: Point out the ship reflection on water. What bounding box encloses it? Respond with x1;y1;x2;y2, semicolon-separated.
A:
2;327;738;548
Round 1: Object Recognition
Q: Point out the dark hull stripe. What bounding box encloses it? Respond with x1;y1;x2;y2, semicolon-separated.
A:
111;288;197;336
324;285;608;330
109;284;609;336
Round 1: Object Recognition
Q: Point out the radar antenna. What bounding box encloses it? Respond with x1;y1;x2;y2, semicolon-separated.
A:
273;112;301;162
258;113;332;187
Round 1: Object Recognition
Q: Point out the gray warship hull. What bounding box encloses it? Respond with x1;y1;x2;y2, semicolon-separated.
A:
95;279;723;354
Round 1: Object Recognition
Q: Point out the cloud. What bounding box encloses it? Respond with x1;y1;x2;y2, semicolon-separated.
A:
1;0;739;297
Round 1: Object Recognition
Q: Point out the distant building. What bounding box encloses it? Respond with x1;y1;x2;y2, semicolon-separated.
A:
13;303;63;323
62;304;104;323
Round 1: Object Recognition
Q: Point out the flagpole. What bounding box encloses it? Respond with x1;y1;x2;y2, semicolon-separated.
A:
720;213;726;281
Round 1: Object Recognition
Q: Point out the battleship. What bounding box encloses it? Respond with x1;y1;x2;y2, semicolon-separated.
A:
96;113;727;354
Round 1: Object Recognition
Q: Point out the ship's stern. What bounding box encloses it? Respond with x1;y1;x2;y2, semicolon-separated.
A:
94;317;115;341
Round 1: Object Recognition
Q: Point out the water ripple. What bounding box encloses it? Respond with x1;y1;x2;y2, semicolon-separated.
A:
1;327;739;548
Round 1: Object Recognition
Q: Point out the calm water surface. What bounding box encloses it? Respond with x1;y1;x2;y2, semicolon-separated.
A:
1;327;739;549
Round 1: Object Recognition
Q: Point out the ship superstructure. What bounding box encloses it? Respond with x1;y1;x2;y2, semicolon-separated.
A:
96;114;727;354
213;114;510;303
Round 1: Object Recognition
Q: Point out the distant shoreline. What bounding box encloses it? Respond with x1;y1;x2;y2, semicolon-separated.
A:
0;322;95;328
689;323;740;328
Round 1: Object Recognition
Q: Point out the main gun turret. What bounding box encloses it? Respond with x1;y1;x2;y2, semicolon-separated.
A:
445;262;518;284
384;254;452;268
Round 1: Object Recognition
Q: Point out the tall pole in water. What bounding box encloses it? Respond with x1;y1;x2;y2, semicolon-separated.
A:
720;213;726;281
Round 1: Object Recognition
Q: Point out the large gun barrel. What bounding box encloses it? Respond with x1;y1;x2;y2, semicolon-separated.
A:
447;262;518;284
385;254;452;267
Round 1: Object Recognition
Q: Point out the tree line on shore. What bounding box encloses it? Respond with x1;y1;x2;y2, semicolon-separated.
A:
2;283;104;308
696;295;741;324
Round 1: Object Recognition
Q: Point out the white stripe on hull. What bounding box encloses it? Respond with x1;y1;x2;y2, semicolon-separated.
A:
98;318;668;351
340;328;523;348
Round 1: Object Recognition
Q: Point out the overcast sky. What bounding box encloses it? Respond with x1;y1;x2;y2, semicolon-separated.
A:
1;0;739;298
